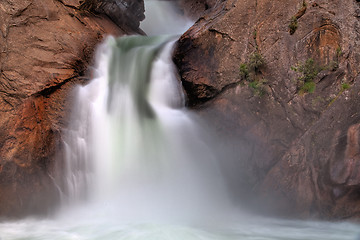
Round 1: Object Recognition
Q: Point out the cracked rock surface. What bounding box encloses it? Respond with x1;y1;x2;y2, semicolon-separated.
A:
0;0;142;217
174;0;360;219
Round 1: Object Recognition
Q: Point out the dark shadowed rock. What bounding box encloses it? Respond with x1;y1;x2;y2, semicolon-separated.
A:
174;0;360;219
79;0;145;33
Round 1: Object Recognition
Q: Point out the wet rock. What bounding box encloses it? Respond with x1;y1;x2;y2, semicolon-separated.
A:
79;0;145;33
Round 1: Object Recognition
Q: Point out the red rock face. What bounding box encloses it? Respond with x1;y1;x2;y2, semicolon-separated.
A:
0;0;141;217
174;0;360;219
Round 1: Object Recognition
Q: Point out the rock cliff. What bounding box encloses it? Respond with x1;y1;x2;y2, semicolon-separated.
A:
174;0;360;219
0;0;143;217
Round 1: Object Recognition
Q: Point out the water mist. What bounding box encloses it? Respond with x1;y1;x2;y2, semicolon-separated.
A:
60;33;232;223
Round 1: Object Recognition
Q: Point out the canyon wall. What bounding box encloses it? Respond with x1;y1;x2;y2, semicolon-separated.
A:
175;0;360;219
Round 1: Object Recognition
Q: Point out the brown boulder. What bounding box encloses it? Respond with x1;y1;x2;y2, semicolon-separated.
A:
174;0;360;219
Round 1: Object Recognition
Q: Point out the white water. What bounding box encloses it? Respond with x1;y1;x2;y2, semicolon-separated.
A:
1;1;360;239
140;0;193;36
61;34;232;223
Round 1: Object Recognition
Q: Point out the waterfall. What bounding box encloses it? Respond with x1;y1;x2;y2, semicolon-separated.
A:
59;27;231;223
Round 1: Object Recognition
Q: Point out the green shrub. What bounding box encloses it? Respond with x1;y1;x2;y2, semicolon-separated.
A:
292;58;323;94
328;82;351;106
239;51;264;79
248;52;265;71
239;51;266;96
292;58;321;82
249;79;266;96
239;63;249;80
289;17;298;35
248;81;258;89
300;81;316;94
336;46;342;58
341;83;350;90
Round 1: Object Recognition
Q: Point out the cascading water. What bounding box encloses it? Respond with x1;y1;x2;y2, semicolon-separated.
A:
60;33;232;223
1;1;360;239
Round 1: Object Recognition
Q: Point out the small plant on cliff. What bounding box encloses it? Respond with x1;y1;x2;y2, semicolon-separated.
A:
288;1;307;35
300;81;316;93
248;52;265;72
239;63;249;80
249;78;267;96
240;52;265;81
239;51;266;96
292;58;321;82
341;83;350;90
292;58;322;94
289;17;298;35
336;46;342;57
328;81;351;106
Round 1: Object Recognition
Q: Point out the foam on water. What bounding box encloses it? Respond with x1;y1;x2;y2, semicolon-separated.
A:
1;212;360;240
